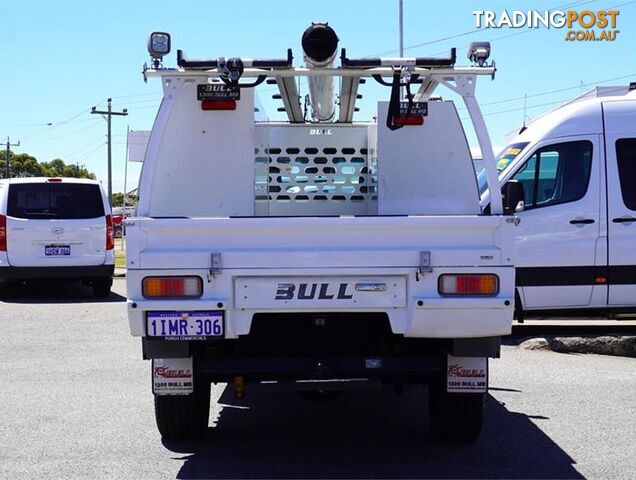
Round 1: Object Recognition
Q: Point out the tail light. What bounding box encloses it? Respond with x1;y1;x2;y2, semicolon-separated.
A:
438;274;499;296
201;100;236;110
106;214;114;250
142;276;203;298
393;116;424;126
0;214;6;252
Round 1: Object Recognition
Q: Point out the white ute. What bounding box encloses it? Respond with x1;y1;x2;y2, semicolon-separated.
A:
128;26;520;442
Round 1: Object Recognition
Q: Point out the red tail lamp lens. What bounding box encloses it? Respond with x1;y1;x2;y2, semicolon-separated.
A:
201;100;236;110
438;274;499;296
142;276;203;298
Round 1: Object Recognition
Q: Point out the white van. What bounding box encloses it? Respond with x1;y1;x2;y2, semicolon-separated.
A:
0;177;115;297
480;86;636;316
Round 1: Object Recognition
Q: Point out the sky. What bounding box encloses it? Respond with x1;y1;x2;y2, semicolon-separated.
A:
1;0;634;195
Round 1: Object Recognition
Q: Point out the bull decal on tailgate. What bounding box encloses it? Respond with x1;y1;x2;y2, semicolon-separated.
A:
275;283;353;300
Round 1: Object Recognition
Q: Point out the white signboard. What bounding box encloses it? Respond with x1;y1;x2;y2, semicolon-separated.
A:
152;357;193;395
127;130;150;162
446;355;488;393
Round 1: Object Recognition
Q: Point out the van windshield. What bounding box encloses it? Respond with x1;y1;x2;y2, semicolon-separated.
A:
7;183;105;220
496;142;530;172
477;141;530;195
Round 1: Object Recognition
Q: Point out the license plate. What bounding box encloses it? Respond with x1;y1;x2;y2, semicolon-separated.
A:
147;311;224;339
197;83;240;101
399;101;428;116
45;245;71;256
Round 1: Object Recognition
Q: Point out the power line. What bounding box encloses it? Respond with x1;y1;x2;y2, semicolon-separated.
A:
460;85;632;127
121;97;163;107
73;143;106;164
453;72;636;117
479;73;636;108
111;91;162;100
61;135;106;160
434;0;632;57
0;122;52;128
24;120;103;142
365;0;594;57
126;105;161;111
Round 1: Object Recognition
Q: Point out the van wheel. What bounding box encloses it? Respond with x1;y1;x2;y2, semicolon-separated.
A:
429;384;484;443
155;381;211;440
0;282;7;299
92;278;112;298
113;227;123;239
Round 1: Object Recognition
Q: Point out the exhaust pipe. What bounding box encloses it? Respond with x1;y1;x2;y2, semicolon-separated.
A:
302;22;339;122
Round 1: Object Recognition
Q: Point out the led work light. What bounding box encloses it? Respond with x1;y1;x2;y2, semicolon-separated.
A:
467;41;491;67
147;32;171;65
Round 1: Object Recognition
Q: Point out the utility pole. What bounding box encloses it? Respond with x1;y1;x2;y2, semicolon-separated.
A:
123;125;129;212
398;0;404;98
398;0;404;58
91;98;127;206
4;137;20;178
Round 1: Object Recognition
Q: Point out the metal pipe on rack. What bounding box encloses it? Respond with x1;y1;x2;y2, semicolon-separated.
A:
301;23;339;122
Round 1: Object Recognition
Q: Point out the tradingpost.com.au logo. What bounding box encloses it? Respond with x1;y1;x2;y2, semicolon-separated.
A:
473;9;620;41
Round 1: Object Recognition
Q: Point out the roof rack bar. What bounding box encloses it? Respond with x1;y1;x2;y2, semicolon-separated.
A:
146;66;495;80
340;48;456;68
275;77;304;123
177;49;293;70
413;78;440;102
338;77;361;123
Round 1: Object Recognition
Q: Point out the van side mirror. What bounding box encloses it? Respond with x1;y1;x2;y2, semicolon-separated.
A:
502;180;525;214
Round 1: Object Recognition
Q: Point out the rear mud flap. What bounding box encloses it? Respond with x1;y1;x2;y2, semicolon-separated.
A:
152;357;194;395
446;354;488;393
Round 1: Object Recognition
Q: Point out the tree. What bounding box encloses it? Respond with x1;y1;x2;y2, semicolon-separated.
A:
0;150;96;179
9;153;43;177
41;158;95;179
112;192;138;207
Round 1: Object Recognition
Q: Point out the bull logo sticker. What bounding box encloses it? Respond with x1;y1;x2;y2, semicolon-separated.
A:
275;282;353;300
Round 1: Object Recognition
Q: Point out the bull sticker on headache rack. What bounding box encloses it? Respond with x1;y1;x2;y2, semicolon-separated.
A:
446;355;488;393
152;357;194;395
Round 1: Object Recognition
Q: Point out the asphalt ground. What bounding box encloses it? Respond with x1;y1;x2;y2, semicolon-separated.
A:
0;278;635;479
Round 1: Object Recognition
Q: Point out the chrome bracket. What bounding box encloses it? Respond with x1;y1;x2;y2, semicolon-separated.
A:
208;252;222;281
419;251;432;275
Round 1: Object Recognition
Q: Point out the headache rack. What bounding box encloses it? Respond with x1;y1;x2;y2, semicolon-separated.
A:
142;29;502;213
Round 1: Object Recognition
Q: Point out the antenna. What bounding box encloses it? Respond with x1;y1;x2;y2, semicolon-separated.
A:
518;93;528;135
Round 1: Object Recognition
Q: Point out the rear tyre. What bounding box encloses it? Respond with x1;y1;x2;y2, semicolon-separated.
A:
92;277;112;298
429;384;485;443
155;381;211;440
